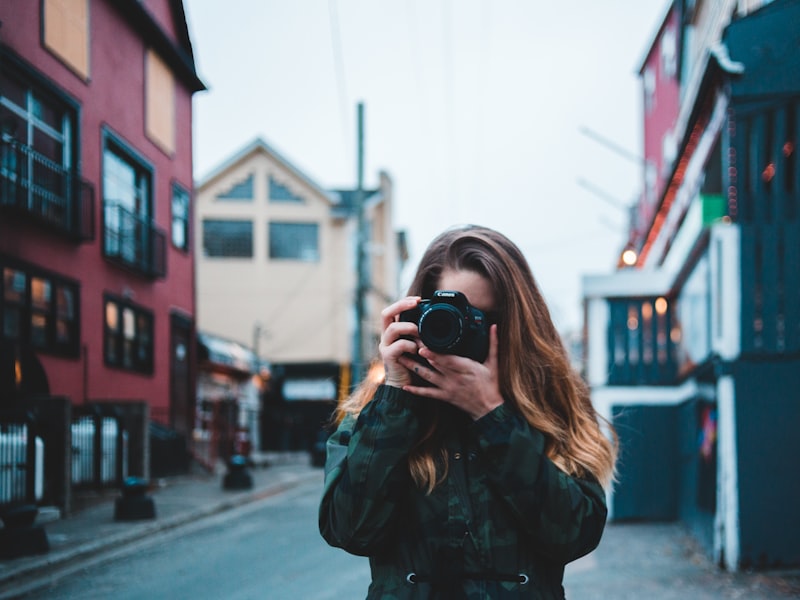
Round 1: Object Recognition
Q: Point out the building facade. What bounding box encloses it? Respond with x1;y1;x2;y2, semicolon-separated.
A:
582;0;799;571
194;137;406;451
0;0;204;437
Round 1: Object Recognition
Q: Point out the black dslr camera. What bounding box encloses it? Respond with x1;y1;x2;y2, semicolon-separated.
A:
400;290;490;362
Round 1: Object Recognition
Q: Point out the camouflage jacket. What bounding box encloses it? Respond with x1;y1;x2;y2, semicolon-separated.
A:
318;385;607;599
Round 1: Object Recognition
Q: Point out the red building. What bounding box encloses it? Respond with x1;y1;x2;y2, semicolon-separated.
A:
0;0;204;437
634;3;682;251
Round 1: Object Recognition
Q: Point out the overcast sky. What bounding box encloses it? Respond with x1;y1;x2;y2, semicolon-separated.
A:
184;0;667;333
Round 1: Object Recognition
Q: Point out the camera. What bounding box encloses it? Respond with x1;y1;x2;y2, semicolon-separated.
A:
400;290;490;362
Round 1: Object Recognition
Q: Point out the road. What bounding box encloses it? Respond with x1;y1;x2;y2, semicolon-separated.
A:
12;474;799;599
20;479;370;599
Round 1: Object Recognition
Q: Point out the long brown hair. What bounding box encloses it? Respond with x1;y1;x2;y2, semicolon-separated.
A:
338;225;617;491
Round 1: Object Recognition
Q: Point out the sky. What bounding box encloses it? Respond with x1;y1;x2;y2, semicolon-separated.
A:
183;0;668;334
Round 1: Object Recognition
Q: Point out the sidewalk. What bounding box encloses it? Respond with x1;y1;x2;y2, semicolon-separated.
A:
565;522;800;599
0;452;322;593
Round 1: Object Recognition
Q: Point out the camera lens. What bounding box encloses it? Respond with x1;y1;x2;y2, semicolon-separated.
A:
419;305;463;351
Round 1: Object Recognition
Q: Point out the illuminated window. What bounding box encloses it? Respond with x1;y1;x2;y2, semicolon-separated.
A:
1;260;79;356
104;296;153;374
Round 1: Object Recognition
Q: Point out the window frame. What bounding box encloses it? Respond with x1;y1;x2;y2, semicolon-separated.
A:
103;294;154;374
268;221;320;262
0;255;81;358
171;181;190;252
101;128;154;268
202;219;254;258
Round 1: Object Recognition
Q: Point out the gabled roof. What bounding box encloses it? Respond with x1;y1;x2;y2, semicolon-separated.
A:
196;137;337;203
109;0;205;92
636;0;677;75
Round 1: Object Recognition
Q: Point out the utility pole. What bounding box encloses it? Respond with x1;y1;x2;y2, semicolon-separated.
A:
352;102;366;388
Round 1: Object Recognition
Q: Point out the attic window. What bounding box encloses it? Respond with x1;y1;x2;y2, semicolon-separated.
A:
269;176;304;203
217;174;253;201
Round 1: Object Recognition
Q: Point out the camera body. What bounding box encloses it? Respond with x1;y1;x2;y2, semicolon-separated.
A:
400;290;490;363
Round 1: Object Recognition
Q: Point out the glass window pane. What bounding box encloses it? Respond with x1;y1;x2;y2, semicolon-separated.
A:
56;318;70;343
203;220;253;257
269;222;319;261
3;307;21;338
31;313;47;346
123;308;135;340
171;185;189;250
4;268;26;303
31;277;51;311
105;301;118;330
57;287;74;319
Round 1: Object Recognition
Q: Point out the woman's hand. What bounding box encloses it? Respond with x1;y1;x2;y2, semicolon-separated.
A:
379;296;423;388
398;324;504;420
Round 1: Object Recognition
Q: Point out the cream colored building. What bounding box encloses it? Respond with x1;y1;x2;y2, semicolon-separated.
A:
194;138;406;395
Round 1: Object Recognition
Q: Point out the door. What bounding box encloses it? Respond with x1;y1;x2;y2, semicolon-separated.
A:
169;312;194;436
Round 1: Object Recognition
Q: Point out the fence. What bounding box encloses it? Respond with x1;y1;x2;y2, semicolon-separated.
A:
0;409;44;508
0;398;148;515
70;407;128;488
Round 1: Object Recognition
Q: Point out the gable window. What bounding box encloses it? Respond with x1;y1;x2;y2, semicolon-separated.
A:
104;295;153;374
269;176;304;203
171;183;190;251
203;219;253;257
102;131;164;277
216;174;253;201
43;0;90;79
269;222;319;261
1;257;80;357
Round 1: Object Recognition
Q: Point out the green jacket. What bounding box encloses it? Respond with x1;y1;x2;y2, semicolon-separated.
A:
319;385;607;599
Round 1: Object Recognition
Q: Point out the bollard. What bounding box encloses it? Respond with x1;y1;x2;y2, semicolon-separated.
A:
114;476;157;521
0;504;49;559
222;454;253;490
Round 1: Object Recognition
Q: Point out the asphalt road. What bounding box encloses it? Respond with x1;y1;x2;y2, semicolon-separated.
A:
17;479;370;600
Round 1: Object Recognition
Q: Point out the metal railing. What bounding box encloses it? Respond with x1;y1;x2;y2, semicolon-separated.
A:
70;408;128;489
103;202;166;278
0;411;43;509
0;136;95;241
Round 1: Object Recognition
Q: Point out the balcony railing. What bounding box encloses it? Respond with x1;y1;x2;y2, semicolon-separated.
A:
103;203;166;278
0;136;95;241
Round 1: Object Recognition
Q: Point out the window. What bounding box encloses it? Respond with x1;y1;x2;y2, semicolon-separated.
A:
607;296;676;385
269;176;304;203
203;220;253;257
104;295;153;374
171;183;190;251
269;222;319;261
216;174;253;201
145;49;175;154
43;0;90;79
1;258;80;357
1;54;79;230
103;131;160;275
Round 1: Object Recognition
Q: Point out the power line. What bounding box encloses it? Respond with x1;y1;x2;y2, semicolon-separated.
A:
579;125;644;166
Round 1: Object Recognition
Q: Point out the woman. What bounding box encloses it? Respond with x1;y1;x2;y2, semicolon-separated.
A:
319;225;617;599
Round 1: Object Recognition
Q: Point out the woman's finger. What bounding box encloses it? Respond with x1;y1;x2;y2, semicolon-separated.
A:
381;296;421;330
